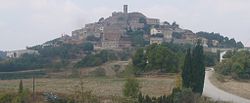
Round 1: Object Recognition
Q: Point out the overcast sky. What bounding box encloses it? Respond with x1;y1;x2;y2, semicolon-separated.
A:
1;0;250;51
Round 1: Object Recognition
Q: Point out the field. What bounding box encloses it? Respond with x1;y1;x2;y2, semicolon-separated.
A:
0;76;175;97
210;73;250;99
0;60;176;103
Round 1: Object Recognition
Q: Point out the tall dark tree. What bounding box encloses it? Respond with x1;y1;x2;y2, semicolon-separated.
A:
181;40;205;95
182;48;192;88
191;40;205;94
19;80;23;94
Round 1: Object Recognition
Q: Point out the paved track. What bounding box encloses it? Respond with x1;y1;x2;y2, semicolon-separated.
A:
203;69;250;103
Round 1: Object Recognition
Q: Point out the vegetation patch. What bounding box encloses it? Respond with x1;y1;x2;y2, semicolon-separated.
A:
215;50;250;80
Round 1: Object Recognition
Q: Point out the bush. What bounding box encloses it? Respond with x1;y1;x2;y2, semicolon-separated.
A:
204;52;218;67
123;78;140;98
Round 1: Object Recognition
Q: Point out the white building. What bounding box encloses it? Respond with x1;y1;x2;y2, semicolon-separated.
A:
6;49;39;58
150;28;162;35
150;37;163;45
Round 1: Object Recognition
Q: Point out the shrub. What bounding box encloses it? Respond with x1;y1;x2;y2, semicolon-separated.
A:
123;78;140;98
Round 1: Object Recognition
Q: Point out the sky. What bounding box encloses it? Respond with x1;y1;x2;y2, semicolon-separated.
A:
0;0;250;51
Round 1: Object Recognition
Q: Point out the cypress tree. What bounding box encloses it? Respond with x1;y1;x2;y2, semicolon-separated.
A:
181;40;205;95
182;48;192;88
192;39;205;94
19;79;23;94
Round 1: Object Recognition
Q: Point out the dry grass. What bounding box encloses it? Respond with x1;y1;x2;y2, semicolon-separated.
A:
0;76;175;97
210;73;250;99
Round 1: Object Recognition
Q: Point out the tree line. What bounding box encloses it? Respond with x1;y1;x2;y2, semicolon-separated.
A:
215;50;250;79
196;32;244;48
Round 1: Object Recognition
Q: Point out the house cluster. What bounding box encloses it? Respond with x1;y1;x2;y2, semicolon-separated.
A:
70;5;210;50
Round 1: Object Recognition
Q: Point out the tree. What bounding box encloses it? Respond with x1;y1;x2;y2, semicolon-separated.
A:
131;44;182;73
204;52;218;67
232;62;244;76
82;42;94;52
17;79;28;103
196;31;243;48
123;78;140;98
132;48;147;71
181;40;205;95
191;40;205;94
145;44;179;72
19;80;23;94
182;48;192;88
236;42;244;48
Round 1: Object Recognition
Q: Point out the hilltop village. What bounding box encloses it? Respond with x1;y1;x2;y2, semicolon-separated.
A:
69;5;208;50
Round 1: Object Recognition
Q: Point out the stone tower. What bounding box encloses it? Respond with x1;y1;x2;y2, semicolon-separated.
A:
123;5;128;14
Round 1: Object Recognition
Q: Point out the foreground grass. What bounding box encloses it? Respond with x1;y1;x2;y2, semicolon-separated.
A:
210;72;250;99
0;77;175;97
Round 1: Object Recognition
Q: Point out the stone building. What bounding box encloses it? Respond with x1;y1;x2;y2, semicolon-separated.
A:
102;25;124;49
146;18;160;25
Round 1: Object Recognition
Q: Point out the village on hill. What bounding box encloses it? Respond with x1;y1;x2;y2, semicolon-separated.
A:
3;5;244;58
70;5;206;49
